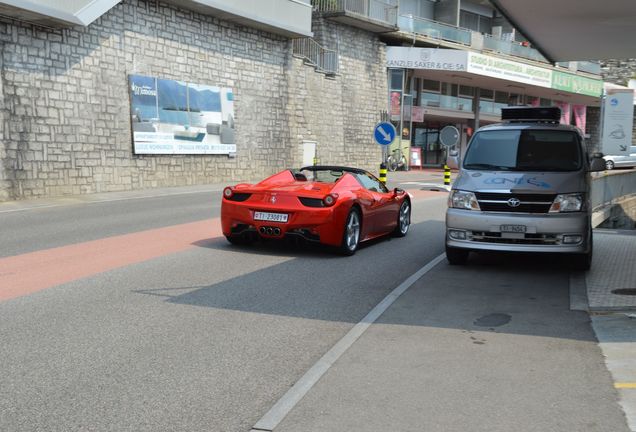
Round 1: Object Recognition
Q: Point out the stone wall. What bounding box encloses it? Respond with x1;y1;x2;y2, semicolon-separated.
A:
601;59;636;86
0;2;387;201
286;18;386;173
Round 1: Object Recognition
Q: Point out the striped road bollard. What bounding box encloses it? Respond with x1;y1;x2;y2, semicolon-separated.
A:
444;164;451;186
379;163;387;185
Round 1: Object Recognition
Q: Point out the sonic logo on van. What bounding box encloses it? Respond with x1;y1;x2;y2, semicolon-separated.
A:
484;177;551;189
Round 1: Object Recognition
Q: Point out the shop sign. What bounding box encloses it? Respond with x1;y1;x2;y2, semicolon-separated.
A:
386;47;467;71
551;71;603;97
601;89;634;155
467;53;552;88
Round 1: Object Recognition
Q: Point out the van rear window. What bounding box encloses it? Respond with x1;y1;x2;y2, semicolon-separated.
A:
463;129;582;172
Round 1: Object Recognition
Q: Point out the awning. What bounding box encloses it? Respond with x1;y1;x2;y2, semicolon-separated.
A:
489;0;636;62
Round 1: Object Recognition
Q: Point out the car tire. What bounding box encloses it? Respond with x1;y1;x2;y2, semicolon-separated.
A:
605;160;615;170
570;251;592;271
446;245;469;265
392;200;411;237
339;207;361;256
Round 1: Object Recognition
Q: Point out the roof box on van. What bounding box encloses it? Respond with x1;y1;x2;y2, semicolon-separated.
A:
501;106;561;123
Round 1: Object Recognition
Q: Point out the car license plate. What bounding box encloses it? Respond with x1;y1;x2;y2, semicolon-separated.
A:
500;224;526;233
254;211;288;223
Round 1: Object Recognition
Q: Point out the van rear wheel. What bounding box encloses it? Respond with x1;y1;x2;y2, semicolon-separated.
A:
446;245;469;265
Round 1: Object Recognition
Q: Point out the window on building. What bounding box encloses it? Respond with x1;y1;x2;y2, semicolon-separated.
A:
421;79;441;107
460;10;493;34
479;88;495;114
458;85;474;112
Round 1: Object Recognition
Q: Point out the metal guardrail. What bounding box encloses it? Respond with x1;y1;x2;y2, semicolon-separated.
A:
591;170;636;210
292;38;339;75
397;14;471;45
313;0;398;26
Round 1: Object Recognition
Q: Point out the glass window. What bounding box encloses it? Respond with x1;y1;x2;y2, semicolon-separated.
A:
390;69;404;91
355;172;388;193
479;15;492;34
441;82;458;96
422;79;440;92
460;10;479;31
495;91;508;104
463;129;582;171
459;85;474;96
480;88;494;100
540;98;552;106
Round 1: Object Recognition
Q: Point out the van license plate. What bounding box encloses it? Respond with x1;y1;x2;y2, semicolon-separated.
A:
501;225;526;233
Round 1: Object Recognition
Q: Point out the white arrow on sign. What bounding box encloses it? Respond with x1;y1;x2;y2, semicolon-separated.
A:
378;126;391;142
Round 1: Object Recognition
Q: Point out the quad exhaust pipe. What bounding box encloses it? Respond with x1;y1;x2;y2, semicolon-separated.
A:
259;226;281;236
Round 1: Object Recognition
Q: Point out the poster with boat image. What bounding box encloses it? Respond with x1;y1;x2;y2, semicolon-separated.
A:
128;74;235;155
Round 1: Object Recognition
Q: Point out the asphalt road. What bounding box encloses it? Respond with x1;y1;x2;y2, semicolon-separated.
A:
0;187;628;431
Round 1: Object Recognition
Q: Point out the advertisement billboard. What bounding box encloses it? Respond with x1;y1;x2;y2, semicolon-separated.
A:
601;89;634;156
128;74;236;155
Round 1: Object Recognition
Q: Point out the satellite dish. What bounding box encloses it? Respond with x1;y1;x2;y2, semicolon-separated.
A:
439;125;460;147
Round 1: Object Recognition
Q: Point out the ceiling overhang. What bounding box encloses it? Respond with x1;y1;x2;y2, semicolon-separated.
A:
0;0;121;27
489;0;636;62
0;0;313;38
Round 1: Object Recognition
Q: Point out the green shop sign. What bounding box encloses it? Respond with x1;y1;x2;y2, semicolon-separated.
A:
551;71;603;97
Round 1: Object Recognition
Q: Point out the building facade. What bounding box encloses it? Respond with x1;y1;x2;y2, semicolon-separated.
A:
0;0;612;201
0;0;387;201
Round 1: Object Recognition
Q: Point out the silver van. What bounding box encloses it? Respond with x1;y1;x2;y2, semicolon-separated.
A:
445;107;606;270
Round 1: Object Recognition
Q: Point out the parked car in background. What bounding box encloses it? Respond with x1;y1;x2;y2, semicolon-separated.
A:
603;146;636;170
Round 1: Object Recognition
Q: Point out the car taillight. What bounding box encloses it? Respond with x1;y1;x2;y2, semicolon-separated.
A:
223;187;234;199
323;193;338;207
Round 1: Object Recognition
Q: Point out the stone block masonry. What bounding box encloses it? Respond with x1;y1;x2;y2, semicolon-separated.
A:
0;1;388;201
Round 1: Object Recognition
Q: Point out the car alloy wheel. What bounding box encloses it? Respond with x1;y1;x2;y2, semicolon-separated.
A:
605;160;615;170
393;200;410;237
341;208;361;255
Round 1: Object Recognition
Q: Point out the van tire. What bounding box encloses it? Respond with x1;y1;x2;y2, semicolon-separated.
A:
570;251;592;271
446;245;469;265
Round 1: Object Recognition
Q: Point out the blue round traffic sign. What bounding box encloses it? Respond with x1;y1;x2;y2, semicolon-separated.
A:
373;122;397;146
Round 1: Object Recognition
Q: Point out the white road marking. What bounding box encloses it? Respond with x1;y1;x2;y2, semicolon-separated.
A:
250;253;446;432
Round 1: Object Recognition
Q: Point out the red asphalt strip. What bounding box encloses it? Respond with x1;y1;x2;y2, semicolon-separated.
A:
0;219;222;302
0;190;445;303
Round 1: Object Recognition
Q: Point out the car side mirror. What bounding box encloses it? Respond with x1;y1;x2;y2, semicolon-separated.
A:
393;187;406;196
447;150;459;170
589;156;605;172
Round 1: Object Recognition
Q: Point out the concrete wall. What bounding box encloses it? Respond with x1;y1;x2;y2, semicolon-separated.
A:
297;18;386;170
0;1;387;201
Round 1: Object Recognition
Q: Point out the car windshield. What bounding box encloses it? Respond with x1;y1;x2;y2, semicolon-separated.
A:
298;168;345;183
463;129;583;172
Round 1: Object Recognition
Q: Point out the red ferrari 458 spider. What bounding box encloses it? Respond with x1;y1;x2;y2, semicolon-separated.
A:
221;166;411;255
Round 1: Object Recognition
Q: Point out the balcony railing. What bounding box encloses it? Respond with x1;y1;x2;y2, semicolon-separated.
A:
482;33;547;63
292;37;339;76
556;61;601;75
313;0;398;26
398;14;471;46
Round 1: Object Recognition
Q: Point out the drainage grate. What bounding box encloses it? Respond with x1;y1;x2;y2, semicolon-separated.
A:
611;288;636;296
